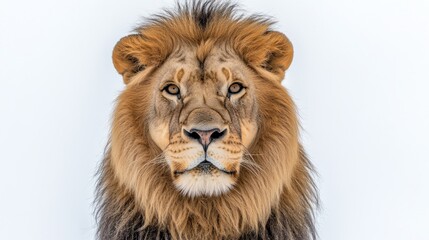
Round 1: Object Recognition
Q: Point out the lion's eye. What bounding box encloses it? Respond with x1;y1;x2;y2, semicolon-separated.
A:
164;84;180;95
228;83;244;94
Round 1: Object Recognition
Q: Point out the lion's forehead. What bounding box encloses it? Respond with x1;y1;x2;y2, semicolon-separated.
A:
163;45;246;87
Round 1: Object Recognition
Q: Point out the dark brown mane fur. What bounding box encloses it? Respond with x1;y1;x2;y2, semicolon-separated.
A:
95;1;318;239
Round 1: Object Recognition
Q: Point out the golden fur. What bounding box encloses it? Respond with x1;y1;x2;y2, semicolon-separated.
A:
96;1;317;239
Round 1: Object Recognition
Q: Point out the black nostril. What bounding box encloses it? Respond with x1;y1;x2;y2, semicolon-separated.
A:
210;129;226;141
184;130;201;140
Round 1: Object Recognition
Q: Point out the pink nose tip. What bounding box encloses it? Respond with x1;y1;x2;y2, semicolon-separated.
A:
184;128;227;150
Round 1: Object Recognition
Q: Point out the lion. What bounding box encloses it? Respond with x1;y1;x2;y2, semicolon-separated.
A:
95;1;318;240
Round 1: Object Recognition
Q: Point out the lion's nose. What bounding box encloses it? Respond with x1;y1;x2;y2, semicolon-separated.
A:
184;128;227;150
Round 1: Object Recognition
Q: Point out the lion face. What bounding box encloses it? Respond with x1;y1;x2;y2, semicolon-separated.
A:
148;46;258;197
110;7;295;202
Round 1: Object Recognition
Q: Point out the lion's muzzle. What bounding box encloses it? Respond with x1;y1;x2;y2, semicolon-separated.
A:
166;98;242;197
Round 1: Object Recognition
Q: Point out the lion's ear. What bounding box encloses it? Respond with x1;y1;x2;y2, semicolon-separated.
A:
112;34;165;84
246;31;294;82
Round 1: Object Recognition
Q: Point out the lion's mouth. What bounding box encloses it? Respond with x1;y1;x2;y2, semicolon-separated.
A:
174;160;236;175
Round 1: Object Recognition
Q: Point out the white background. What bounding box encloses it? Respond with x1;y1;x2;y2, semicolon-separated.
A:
1;0;428;239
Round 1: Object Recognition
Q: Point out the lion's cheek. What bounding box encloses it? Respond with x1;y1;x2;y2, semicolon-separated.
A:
149;121;170;150
165;149;206;175
240;120;258;147
206;149;242;173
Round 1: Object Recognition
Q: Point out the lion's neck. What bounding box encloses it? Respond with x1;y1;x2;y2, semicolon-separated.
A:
97;191;290;240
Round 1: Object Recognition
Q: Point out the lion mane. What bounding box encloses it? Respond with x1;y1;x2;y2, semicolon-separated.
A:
95;1;318;240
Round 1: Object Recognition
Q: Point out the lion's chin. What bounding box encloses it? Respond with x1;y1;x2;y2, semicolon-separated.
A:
174;171;235;197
